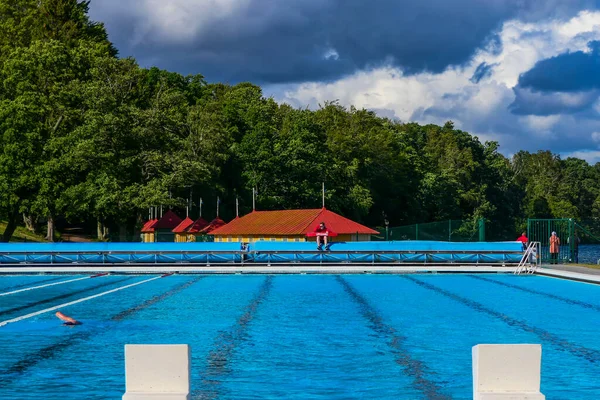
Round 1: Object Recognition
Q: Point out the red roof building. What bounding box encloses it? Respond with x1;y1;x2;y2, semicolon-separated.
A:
200;217;227;234
153;210;183;230
187;218;209;233
141;219;158;233
172;217;194;242
140;219;158;242
173;217;194;233
209;208;378;242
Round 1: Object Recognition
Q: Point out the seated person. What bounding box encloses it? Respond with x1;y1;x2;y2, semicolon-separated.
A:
55;311;81;326
314;221;330;250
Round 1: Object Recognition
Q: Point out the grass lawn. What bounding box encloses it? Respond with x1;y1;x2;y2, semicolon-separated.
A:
0;221;47;242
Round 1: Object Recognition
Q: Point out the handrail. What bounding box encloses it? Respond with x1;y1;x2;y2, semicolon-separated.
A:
514;241;540;275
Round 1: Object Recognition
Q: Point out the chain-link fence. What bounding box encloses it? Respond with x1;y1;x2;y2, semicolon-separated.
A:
373;219;484;241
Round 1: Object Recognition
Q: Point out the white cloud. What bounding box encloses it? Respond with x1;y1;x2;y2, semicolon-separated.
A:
561;150;600;164
323;48;339;60
271;10;600;155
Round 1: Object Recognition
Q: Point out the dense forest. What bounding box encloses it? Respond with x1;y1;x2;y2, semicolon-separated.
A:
1;0;600;242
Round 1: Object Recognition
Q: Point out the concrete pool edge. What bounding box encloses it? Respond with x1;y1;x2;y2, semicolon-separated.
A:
535;266;600;285
0;264;519;275
1;264;599;284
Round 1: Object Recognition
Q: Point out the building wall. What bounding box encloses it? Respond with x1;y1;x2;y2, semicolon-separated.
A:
174;233;191;243
141;233;155;243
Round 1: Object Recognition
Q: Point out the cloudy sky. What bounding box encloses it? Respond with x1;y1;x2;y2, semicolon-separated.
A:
89;0;600;162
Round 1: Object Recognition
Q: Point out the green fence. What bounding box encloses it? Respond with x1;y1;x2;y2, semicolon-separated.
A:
374;219;485;242
526;218;600;264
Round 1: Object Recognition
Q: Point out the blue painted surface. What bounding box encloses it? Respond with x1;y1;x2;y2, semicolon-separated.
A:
0;241;524;264
0;274;598;399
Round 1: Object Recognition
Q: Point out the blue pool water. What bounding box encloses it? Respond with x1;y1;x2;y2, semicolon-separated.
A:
0;273;598;399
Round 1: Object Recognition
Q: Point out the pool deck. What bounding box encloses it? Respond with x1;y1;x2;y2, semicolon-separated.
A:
0;263;599;283
535;264;600;284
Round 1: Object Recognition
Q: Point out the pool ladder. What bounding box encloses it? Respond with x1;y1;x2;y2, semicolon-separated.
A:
514;241;540;275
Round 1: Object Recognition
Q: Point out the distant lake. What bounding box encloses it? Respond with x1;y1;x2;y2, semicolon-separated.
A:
577;244;600;264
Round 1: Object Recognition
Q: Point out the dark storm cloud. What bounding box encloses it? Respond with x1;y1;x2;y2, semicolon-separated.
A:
517;41;600;93
470;62;496;84
88;0;560;84
509;87;600;115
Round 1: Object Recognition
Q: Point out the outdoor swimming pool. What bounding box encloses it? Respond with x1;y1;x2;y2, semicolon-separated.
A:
0;273;598;399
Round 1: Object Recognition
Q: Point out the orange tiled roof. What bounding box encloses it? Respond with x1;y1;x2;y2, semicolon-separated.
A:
209;208;379;236
141;219;158;233
153;210;182;230
187;217;209;233
172;217;194;233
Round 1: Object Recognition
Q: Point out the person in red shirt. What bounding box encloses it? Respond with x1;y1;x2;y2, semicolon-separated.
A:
314;221;330;250
516;232;528;251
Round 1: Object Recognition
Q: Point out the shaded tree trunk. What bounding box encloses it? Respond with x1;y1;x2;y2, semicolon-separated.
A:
119;225;126;242
97;218;106;240
46;215;55;242
1;206;20;242
23;214;35;232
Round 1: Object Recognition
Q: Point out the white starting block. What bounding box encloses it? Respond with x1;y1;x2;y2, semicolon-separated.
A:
472;344;545;400
123;344;191;400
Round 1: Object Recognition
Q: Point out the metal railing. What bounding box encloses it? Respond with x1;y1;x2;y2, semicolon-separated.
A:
514;241;540;275
0;248;524;267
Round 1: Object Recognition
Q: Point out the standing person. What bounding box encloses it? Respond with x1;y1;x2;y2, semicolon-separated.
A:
549;231;560;264
568;232;581;263
314;221;330;251
516;232;528;251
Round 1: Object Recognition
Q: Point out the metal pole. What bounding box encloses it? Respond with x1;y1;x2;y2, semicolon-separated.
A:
199;197;202;218
236;196;239;218
217;196;220;217
322;182;325;208
252;188;256;211
448;219;452;242
569;218;574;263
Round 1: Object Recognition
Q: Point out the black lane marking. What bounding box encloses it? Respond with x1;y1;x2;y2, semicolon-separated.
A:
469;275;600;312
336;276;452;400
1;276;68;291
402;275;600;364
0;276;133;317
0;276;202;385
195;275;274;400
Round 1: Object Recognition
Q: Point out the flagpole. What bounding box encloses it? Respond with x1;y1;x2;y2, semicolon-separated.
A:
322;182;325;208
199;197;203;218
236;196;239;218
217;196;220;217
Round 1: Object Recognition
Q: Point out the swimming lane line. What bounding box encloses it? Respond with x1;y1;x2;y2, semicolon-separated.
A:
0;276;132;317
0;276;93;297
0;276;70;293
0;276;162;327
402;275;600;365
195;275;274;400
469;275;600;312
336;275;452;400
0;276;202;383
